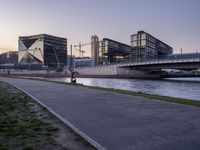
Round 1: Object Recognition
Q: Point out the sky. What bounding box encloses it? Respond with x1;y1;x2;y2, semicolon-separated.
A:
0;0;200;56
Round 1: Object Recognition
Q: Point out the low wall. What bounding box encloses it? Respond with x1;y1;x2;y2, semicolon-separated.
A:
75;65;117;75
75;65;161;79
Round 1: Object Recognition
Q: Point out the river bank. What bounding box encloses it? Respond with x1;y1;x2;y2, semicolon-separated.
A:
22;77;200;108
42;77;200;101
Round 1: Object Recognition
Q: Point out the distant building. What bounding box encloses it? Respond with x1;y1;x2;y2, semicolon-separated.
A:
169;52;200;59
91;35;99;66
92;31;173;65
67;55;75;70
131;31;173;61
18;34;67;68
99;38;133;64
0;51;18;65
75;57;92;67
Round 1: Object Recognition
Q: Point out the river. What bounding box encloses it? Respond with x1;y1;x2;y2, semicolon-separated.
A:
44;77;200;101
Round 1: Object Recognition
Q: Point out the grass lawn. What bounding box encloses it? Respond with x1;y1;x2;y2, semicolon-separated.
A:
0;81;95;150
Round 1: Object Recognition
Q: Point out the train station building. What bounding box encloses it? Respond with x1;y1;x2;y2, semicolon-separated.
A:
91;31;173;65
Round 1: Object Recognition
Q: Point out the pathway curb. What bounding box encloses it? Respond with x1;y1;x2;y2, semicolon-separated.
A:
5;81;106;150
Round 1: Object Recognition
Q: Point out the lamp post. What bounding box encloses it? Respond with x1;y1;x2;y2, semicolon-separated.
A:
70;44;73;82
70;44;76;83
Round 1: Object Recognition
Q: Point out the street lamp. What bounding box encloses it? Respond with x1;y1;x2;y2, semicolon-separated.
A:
70;44;77;83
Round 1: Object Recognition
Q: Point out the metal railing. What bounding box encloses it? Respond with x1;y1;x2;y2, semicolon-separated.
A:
95;55;200;67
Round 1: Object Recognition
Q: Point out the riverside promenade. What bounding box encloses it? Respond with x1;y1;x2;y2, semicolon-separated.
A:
1;77;200;150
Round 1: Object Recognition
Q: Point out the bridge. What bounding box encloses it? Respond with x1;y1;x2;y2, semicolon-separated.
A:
75;54;200;79
117;57;200;70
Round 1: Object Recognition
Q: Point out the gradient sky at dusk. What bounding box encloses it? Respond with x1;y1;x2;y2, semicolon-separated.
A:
0;0;200;56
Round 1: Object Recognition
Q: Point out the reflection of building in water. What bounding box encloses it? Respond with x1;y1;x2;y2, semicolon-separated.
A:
18;34;67;68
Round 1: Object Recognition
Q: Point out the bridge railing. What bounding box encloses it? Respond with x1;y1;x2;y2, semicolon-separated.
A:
106;55;200;66
76;55;200;68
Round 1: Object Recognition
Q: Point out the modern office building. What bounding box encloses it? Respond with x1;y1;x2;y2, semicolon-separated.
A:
131;31;173;61
99;38;133;64
0;51;18;65
75;57;92;67
91;31;173;65
169;52;200;59
18;34;67;68
91;35;99;66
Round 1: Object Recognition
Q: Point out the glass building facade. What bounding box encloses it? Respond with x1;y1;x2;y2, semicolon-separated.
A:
131;31;173;61
75;57;92;67
18;34;67;68
99;38;133;64
169;52;200;59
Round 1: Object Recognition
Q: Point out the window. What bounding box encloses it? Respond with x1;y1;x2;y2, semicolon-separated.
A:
141;34;146;40
141;40;146;46
132;35;137;41
105;41;108;45
132;41;137;47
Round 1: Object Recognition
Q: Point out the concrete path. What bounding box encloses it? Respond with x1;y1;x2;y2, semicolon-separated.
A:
1;77;200;150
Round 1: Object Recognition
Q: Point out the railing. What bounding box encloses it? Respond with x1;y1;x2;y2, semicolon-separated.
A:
98;56;200;67
117;57;200;67
76;56;200;69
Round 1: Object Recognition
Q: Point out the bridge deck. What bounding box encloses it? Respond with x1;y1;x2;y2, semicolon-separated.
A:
117;58;200;67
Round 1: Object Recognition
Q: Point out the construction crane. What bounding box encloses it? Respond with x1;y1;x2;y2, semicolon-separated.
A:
74;42;91;57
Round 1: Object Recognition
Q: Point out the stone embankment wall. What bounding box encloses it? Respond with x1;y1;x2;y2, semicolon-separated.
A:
75;65;161;79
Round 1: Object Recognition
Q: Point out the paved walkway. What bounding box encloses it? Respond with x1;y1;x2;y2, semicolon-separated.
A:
1;77;200;150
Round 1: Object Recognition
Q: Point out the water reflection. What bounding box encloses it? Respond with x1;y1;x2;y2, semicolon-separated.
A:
45;77;200;101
